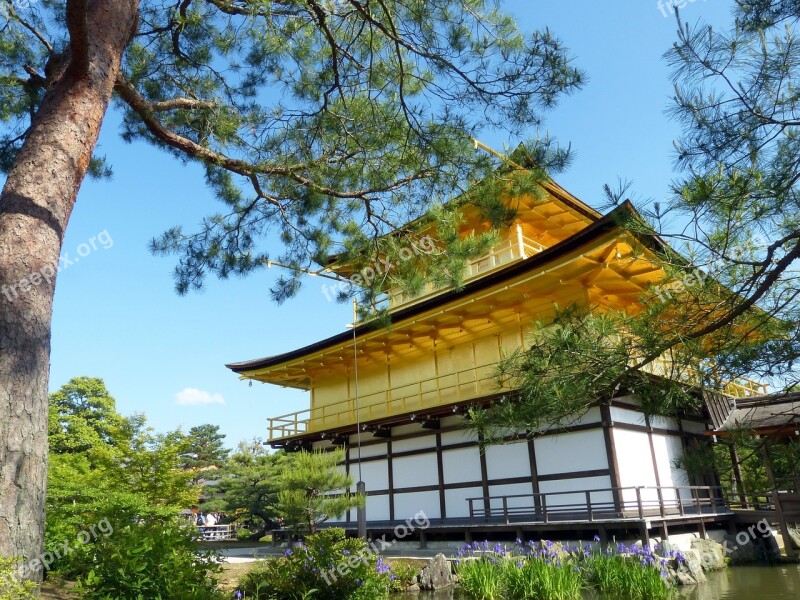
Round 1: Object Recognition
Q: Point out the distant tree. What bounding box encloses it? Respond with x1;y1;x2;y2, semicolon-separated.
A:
204;438;284;538
48;377;128;456
276;449;362;534
180;424;230;471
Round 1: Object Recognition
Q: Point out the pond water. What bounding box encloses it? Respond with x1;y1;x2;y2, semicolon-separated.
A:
415;564;800;599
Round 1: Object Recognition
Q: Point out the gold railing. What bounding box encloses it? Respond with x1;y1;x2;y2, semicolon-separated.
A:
389;229;545;308
268;360;767;442
642;356;768;398
268;363;501;441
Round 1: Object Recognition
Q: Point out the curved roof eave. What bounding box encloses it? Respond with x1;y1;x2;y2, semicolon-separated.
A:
226;201;662;375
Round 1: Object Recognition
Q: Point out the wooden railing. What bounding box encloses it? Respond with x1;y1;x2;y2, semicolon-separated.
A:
268;363;501;440
466;485;730;525
388;229;544;308
198;524;236;541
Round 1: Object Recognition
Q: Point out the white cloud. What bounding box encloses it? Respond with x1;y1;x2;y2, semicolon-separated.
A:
175;387;226;407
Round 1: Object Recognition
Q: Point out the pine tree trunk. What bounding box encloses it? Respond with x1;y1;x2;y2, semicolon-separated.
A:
0;0;139;581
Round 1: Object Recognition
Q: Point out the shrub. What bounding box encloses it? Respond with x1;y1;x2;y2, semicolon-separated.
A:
385;559;420;592
236;528;391;600
236;528;252;542
0;557;37;600
73;517;224;600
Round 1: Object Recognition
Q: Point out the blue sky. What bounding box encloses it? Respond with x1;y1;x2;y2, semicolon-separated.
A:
44;0;734;448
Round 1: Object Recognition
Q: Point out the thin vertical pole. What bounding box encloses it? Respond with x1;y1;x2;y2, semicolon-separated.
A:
353;299;366;540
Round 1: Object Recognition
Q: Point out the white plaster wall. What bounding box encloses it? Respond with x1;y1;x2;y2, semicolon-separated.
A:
653;433;692;503
442;446;482;484
351;442;388;459
358;460;389;491
537;476;613;508
535;429;608;475
485;442;531;480
649;415;679;430
394;491;440;521
445;486;483;518
393;453;439;488
568;406;603;426
610;406;648;427
487;482;535;511
613;428;660;508
440;429;474;447
393;433;437;453
364;493;391;521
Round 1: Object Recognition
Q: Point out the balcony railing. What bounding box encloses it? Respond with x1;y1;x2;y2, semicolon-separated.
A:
642;356;768;398
267;335;768;443
268;363;501;441
389;227;544;308
467;485;730;525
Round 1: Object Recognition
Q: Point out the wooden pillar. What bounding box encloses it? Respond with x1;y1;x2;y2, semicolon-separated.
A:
761;443;796;559
729;443;749;508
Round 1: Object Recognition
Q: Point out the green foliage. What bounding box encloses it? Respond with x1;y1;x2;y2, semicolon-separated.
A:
0;557;37;600
1;0;584;312
276;449;363;534
384;559;420;592
180;424;230;471
584;553;671;600
684;434;800;505
48;376;127;457
236;528;390;600
457;558;506;600
456;540;675;600
655;1;800;388
235;528;252;542
45;378;200;578
469;306;699;441
73;517;223;600
206;439;285;536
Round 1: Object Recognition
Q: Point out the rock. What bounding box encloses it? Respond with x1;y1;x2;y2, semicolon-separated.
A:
674;549;708;585
691;537;726;571
417;553;454;590
722;532;757;564
405;583;420;593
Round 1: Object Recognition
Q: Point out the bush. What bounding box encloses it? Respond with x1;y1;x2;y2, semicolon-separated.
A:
236;528;252;542
0;557;37;600
236;528;391;600
73;517;224;600
385;559;420;592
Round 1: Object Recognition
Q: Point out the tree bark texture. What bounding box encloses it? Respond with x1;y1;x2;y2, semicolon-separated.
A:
0;0;139;581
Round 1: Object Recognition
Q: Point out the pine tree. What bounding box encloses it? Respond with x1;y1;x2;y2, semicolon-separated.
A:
0;1;583;568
